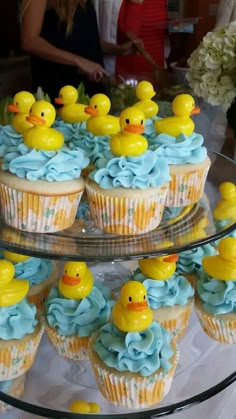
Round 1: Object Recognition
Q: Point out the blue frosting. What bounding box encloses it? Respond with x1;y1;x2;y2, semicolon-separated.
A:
13;258;54;286
0;299;38;340
143;116;160;139
2;143;89;181
52;119;87;142
46;281;114;337
197;269;236;314
89;150;170;189
93;321;173;376
162;206;183;222
148;132;207;164
177;244;217;275
0;125;22;157
133;268;194;308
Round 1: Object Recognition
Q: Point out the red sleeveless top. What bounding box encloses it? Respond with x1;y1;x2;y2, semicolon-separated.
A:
116;0;167;78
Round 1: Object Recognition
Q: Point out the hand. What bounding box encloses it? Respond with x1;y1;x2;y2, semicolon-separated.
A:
75;56;108;82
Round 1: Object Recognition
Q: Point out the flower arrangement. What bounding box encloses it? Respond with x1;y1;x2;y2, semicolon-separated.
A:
187;21;236;111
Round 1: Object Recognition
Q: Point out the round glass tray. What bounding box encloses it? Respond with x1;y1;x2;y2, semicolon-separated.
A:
0;151;235;261
1;313;236;418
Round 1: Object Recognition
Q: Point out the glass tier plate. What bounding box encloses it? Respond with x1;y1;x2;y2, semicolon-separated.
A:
1;310;236;418
0;151;234;261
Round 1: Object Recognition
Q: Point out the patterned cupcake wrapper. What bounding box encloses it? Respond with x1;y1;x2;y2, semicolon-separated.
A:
165;164;210;207
27;265;59;309
0;374;25;413
154;299;194;342
195;305;236;344
0;323;44;380
45;324;89;360
86;184;168;235
0;185;84;233
28;282;55;309
89;345;179;409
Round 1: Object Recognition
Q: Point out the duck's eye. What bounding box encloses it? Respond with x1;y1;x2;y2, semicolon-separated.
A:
94;105;97;109
65;270;67;274
129;296;132;302
76;273;79;277
126;118;130;124
15;102;18;106
29;108;32;113
141;120;143;125
143;295;146;300
59;94;62;98
41;112;44;117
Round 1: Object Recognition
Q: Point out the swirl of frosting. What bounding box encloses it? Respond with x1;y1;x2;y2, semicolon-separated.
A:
0;125;23;157
68;133;110;164
93;321;173;376
2;143;89;181
0;379;13;393
133;269;194;308
89;150;170;189
197;269;236;314
46;281;113;336
52;119;87;142
149;132;207;164
0;299;37;340
177;244;217;275
143;116;160;139
13;258;53;286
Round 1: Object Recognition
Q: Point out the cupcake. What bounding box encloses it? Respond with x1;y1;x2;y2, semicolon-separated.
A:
176;243;217;288
0;375;25;412
45;262;113;360
0;100;89;233
133;255;194;341
86;107;170;235
149;94;211;207
2;250;58;308
195;237;236;343
89;281;178;409
0;260;44;380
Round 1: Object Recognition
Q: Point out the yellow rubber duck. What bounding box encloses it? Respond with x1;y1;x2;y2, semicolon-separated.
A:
213;182;236;221
202;237;236;281
7;91;35;134
154;94;200;137
59;261;94;300
24;100;64;151
176;216;208;245
109;107;147;157
3;250;30;263
112;281;153;332
138;254;179;281
0;260;29;307
85;94;120;136
69;400;100;414
54;85;90;123
134;80;159;119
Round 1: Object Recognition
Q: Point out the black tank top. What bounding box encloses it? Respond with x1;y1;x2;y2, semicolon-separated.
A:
31;1;105;99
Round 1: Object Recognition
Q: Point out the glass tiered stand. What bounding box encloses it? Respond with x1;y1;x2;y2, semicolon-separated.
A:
0;151;235;419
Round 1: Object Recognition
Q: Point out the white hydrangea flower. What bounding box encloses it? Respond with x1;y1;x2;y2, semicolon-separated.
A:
187;21;236;110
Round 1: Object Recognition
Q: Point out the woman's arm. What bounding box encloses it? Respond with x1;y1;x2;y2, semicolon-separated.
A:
215;0;233;27
101;40;135;56
20;0;107;81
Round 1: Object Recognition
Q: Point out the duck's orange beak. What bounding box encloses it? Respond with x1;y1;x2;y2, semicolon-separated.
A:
54;97;64;105
163;254;179;262
127;301;148;311
124;124;144;134
7;104;19;113
85;106;99;116
26;115;46;125
62;274;81;286
191;107;200;115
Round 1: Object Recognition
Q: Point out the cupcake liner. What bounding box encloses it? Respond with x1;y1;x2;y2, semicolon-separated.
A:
153;298;194;342
195;299;236;344
0;322;44;380
0;374;25;413
86;183;168;235
165;161;211;207
45;324;89;360
0;185;83;233
89;336;179;409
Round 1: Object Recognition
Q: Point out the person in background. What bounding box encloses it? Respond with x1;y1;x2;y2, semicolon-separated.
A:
20;0;108;99
215;0;236;27
93;0;168;82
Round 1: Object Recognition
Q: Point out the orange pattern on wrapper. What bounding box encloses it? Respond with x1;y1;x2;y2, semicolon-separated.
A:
17;194;43;219
0;349;12;369
133;201;157;230
138;379;166;404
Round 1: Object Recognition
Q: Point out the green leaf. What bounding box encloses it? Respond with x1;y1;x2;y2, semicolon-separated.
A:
76;82;90;105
